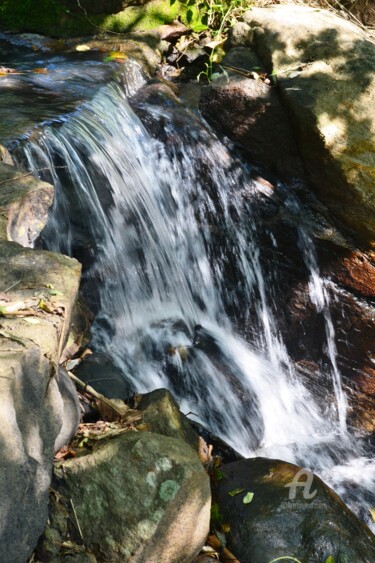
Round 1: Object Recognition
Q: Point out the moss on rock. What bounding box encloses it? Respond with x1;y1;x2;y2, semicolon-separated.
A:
0;0;206;37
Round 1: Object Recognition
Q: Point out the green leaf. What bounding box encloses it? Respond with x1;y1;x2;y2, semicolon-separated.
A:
48;289;64;296
325;557;335;563
243;492;254;504
228;487;245;496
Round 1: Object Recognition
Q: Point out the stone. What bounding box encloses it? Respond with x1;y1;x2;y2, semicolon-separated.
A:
244;5;375;247
138;388;200;450
329;249;375;298
225;21;254;50
199;47;304;180
39;431;211;562
0;241;81;562
0;144;14;166
0;162;53;247
214;457;375;562
73;351;134;400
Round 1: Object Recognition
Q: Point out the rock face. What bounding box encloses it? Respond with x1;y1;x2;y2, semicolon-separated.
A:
0;241;81;563
214;457;375;563
39;431;211;562
200;47;304;180
243;6;375;247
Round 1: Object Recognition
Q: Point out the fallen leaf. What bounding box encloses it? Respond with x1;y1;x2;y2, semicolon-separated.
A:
76;44;91;52
243;491;254;504
104;51;128;62
228;488;245;496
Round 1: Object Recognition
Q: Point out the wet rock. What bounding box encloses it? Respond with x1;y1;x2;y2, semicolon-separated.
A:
0;162;53;247
329;249;375;298
214;457;375;563
283;272;375;433
40;431;211;562
73;351;134;400
0;241;81;563
244;5;375;247
199;48;304;180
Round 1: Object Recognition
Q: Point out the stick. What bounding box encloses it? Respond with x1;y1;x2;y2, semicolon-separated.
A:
70;498;84;542
67;371;130;416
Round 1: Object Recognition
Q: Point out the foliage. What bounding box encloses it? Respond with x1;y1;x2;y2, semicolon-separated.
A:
176;0;252;81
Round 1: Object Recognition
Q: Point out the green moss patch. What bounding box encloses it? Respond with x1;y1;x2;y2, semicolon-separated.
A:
0;0;206;37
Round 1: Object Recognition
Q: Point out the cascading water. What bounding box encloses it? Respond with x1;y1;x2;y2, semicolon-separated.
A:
11;60;375;531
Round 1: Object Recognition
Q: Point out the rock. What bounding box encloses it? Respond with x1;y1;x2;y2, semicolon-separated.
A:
73;351;134;400
0;144;14;166
39;431;211;562
199;47;304;180
0;162;53;247
214;457;375;563
225;21;254;50
0;241;81;562
137;388;200;450
329;249;375;298
244;6;375;247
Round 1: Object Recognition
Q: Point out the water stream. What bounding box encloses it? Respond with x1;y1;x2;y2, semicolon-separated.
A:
7;58;375;531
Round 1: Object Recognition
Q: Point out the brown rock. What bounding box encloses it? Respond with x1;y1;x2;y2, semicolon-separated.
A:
332;250;375;298
200;48;303;180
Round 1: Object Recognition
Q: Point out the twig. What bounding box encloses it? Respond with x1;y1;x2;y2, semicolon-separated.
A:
0;172;34;185
70;498;84;542
0;329;27;346
3;279;21;293
75;0;124;36
0;166;66;187
68;371;130;416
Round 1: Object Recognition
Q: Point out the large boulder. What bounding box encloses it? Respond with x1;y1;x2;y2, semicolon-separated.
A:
214;457;375;563
243;6;375;248
200;47;304;180
38;431;211;562
0;241;81;562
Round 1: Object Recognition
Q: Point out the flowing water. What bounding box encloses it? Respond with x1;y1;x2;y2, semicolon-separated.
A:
6;55;375;531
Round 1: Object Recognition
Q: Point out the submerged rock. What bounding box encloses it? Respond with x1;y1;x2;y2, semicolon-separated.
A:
213;457;375;563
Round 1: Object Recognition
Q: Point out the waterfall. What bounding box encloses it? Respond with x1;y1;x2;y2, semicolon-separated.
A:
12;62;374;530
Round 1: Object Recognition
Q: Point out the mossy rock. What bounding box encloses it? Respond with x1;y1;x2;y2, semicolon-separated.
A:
0;0;206;37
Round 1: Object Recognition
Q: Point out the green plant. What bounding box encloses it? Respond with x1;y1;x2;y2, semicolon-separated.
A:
177;0;251;81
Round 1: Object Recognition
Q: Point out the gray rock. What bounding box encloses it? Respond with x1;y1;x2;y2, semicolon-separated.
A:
0;144;14;166
42;431;211;562
226;21;254;49
214;457;375;563
244;5;375;247
0;162;53;247
0;241;81;562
